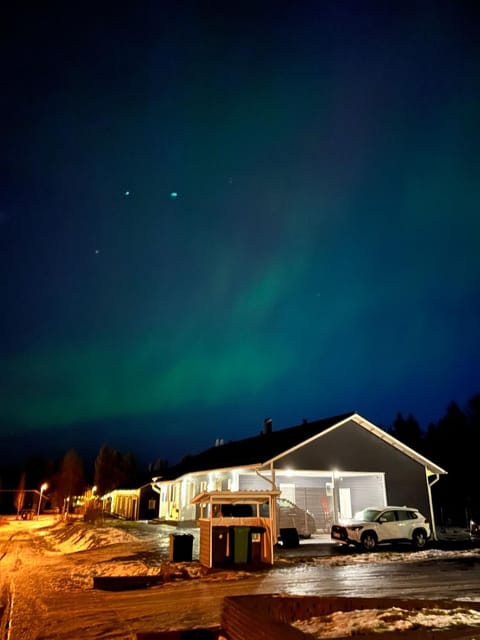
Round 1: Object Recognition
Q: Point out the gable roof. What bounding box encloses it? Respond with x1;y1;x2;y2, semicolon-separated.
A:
165;412;447;480
166;413;354;477
350;413;447;475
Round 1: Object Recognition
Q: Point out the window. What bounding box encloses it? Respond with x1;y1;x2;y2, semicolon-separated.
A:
381;510;396;522
148;499;156;510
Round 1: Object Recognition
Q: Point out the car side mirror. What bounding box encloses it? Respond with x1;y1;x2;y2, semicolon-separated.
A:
378;516;387;523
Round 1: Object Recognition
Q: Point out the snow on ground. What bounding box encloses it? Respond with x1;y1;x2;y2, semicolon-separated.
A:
1;516;254;587
1;516;480;639
6;515;479;577
3;514;480;588
292;606;480;637
40;518;139;552
302;546;480;567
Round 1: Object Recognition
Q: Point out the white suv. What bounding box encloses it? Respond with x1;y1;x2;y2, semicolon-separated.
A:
331;506;431;551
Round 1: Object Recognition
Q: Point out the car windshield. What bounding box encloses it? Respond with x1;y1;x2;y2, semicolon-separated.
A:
354;508;382;522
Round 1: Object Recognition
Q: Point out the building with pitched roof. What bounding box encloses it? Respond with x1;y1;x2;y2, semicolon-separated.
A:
152;412;447;539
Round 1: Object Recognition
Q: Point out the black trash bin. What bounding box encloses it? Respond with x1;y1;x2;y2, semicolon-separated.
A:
280;527;300;548
212;526;229;566
169;533;194;562
250;526;266;565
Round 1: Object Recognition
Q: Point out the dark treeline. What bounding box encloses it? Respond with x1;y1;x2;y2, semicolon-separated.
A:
388;393;480;527
1;393;479;523
0;444;148;515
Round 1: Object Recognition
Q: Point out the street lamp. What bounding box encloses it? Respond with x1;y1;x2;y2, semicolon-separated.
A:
37;482;48;517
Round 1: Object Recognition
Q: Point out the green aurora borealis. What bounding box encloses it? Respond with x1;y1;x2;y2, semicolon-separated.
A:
1;2;479;463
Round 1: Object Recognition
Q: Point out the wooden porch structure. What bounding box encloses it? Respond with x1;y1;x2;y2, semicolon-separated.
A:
192;490;280;568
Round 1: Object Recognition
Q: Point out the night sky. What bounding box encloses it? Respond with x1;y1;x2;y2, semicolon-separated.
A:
1;2;479;468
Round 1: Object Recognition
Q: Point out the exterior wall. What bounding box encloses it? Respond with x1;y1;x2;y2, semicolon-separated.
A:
138;485;160;520
170;419;435;529
278;419;432;521
177;470;236;523
157;483;169;519
335;473;386;515
238;469;386;531
179;477;198;522
154;480;182;521
239;472;271;491
108;490;139;520
106;486;159;521
198;519;211;567
276;472;385;530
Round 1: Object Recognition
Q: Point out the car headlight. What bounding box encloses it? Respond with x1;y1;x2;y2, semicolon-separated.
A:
348;526;364;532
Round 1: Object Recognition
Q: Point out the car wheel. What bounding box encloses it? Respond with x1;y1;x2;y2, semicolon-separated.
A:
361;531;377;552
412;529;427;550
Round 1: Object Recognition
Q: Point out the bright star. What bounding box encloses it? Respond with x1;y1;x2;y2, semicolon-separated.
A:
170;191;178;198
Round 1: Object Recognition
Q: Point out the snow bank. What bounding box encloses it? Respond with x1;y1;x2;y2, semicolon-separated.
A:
41;521;139;552
292;606;480;637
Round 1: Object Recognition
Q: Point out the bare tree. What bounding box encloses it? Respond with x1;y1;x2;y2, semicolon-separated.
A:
14;471;26;518
55;449;85;516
